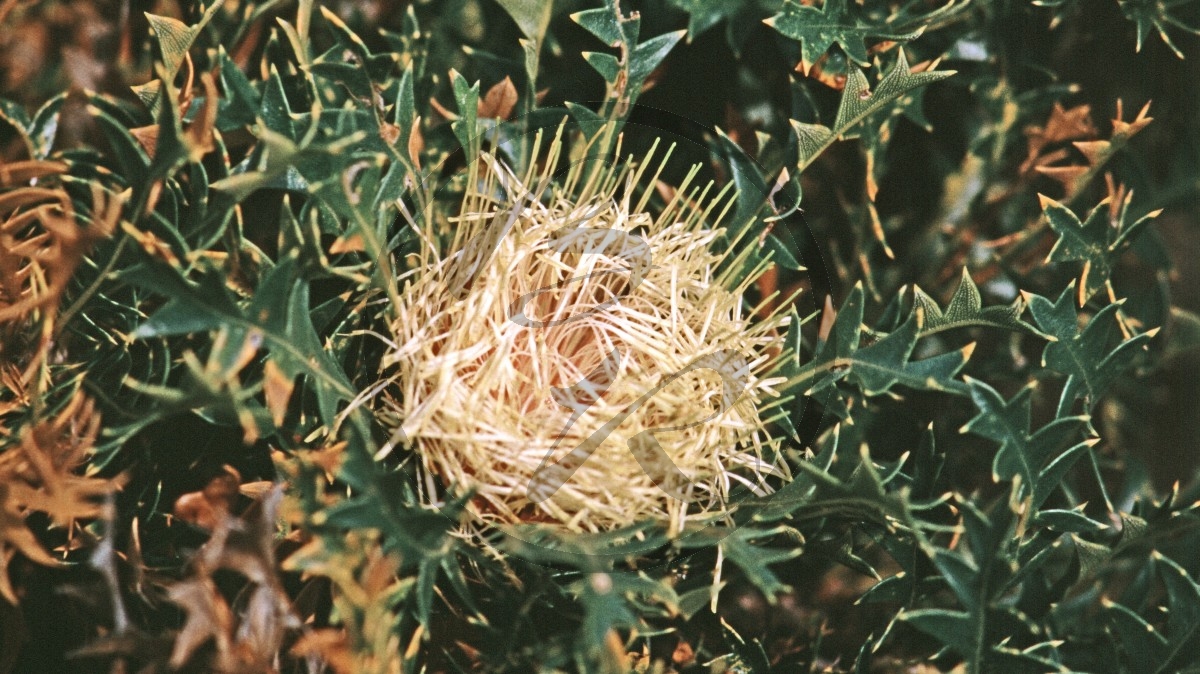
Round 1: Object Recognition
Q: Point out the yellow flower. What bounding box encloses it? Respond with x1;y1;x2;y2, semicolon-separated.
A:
377;129;792;533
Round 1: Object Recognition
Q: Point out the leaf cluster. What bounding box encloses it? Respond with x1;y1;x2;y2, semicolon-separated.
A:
0;0;1197;673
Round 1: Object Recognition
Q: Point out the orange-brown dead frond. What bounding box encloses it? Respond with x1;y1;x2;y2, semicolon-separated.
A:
0;162;120;385
1029;100;1154;197
166;487;298;671
0;392;117;525
0;391;120;602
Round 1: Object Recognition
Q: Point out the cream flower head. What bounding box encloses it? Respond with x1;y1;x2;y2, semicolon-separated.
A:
377;129;792;533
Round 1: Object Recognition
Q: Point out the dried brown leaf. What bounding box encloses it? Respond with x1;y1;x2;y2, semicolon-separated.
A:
0;392;117;603
477;76;518;119
168;576;234;669
173;465;240;530
328;234;364;255
1;175;119;383
1035;164;1088;193
1027;100;1152;196
408;116;424;170
1024;102;1097;166
428;95;456;121
262;359;295;427
121;220;180;266
168;485;297;669
129;125;159;158
292;629;354;674
1111;99;1154;137
185;72;218;160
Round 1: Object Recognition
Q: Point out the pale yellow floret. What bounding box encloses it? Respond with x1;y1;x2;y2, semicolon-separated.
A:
376;127;793;533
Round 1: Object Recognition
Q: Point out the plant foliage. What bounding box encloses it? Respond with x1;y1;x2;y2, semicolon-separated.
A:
0;0;1198;672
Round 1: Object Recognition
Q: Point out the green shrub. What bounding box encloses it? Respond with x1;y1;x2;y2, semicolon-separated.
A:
1;0;1199;672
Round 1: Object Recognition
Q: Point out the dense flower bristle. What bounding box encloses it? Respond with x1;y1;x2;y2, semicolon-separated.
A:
377;130;792;532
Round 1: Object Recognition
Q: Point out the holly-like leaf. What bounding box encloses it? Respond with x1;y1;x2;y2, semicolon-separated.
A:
91;105;151;186
143;64;194;182
573;1;630;46
144;1;224;82
216;49;260;131
1104;598;1170;666
374;65;420;209
717;622;773;674
259;66;297;140
318;6;398;84
714;128;804;270
449;69;480;159
899;609;976;657
572;0;684;115
628;30;685;89
962;379;1034;486
960;377;1092;504
128;256;356;431
1027;284;1158;412
785;284;974;418
1040;195;1161;304
766;0;923;69
0;98;31;136
900;499;1069;671
721;525;806;598
668;0;746;39
832;51;949;137
569;572;679;653
847;313;972;396
1152;552;1200;670
912;268;1042;337
1033;507;1107;534
791;50;953;172
1119;0;1200;59
494;0;554;41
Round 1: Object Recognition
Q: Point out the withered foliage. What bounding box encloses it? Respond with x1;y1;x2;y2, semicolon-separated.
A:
0;0;1197;672
0;151;121;612
166;487;298;672
0;392;117;603
0;160;119;384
